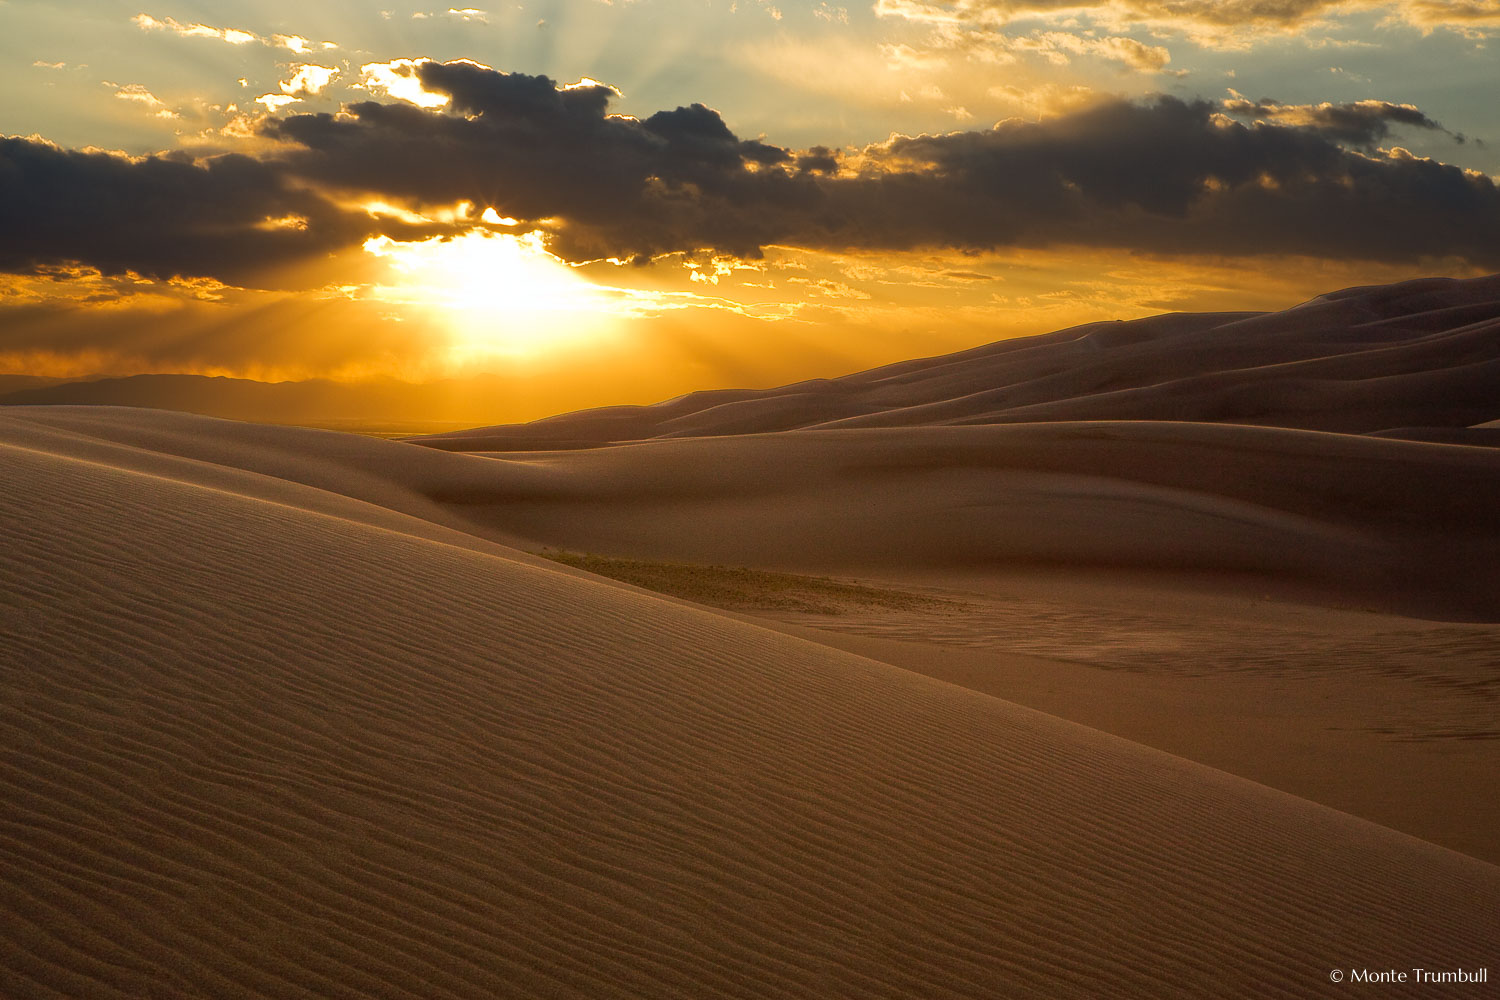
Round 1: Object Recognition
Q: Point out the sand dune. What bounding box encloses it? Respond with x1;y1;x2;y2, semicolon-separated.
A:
0;374;73;395
416;422;1500;618
11;403;1499;620
0;372;548;434
2;409;1498;999
418;274;1500;448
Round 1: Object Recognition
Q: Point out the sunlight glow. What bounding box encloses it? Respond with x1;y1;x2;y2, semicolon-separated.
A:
362;229;618;361
359;58;452;109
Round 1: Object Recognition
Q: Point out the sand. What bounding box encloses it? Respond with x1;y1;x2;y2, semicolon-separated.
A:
751;575;1500;864
2;407;1498;998
4;272;1500;997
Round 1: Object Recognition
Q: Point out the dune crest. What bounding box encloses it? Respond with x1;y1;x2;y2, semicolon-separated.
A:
417;273;1500;449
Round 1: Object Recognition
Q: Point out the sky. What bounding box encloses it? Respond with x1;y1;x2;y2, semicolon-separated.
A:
3;0;1499;418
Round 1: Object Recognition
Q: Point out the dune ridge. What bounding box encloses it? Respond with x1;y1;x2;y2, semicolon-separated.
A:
416;274;1500;449
2;412;1498;999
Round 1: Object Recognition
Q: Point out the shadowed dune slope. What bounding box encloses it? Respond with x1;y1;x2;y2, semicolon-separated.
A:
418;423;1500;619
416;274;1500;449
7;407;1500;619
2;415;1499;999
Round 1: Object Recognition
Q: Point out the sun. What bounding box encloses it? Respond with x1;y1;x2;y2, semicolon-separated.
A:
364;228;618;362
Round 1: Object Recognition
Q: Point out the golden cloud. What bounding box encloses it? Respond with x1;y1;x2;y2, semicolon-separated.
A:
876;0;1500;47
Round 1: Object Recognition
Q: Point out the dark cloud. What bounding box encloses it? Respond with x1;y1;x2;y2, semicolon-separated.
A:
829;97;1499;265
4;63;1499;287
1221;96;1463;147
265;65;1500;269
422;60;619;121
265;64;814;260
0;138;382;287
797;146;841;175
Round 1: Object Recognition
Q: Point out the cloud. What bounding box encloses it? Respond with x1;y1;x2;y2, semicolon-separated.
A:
868;16;1177;84
274;33;315;53
132;13;257;45
256;94;301;111
980;30;1174;70
133;12;338;51
735;0;784;19
797;146;842;174
873;0;1344;38
410;7;490;21
0;138;392;286
1394;0;1500;33
113;83;178;119
263;63;1500;269
7;63;1499;288
1050;33;1173;71
264;62;799;260
1221;94;1465;147
254;59;337;109
113;83;166;107
874;0;1500;44
359;58;453;108
282;64;339;97
834;98;1498;264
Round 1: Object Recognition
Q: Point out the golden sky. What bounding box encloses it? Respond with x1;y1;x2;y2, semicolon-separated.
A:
3;1;1497;419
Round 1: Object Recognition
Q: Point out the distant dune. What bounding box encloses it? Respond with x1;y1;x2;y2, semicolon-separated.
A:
429;420;1500;619
2;406;1497;999
0;372;521;433
0;373;75;394
418;273;1500;449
